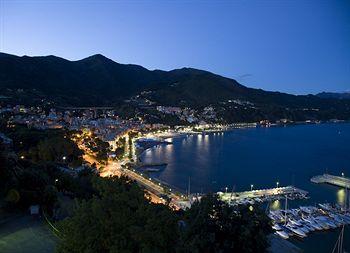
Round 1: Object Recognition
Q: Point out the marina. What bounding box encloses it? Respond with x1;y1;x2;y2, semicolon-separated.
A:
270;203;350;240
311;173;350;188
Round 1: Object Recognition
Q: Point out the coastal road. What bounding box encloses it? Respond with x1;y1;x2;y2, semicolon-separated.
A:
81;143;186;208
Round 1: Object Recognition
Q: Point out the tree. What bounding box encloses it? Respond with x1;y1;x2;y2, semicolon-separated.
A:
0;143;16;198
179;194;272;253
33;136;83;166
115;146;124;160
56;176;179;253
56;177;272;253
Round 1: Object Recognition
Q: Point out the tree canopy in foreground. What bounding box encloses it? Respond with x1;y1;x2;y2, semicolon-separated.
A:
56;176;271;253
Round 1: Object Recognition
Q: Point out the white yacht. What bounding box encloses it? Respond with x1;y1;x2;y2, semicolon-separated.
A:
275;230;289;239
302;217;323;230
285;223;307;238
316;216;337;229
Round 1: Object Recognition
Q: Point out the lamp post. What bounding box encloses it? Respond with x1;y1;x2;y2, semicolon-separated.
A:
276;181;279;188
225;187;228;194
250;184;254;191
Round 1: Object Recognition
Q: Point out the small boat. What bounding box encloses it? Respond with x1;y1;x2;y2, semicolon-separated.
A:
316;216;337;229
289;218;302;226
298;224;310;234
275;230;289;239
272;223;282;231
286;223;307;238
301;221;315;232
313;217;329;230
300;206;313;214
338;214;350;224
329;214;343;226
302;217;323;230
319;203;332;211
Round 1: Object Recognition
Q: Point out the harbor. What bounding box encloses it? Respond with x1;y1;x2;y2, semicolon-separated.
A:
140;123;350;252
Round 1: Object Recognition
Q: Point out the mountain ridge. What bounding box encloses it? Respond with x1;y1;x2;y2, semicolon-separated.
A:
0;52;350;122
316;92;350;100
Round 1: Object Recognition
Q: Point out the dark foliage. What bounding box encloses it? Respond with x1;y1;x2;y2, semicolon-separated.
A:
56;176;179;253
56;176;272;253
179;194;271;253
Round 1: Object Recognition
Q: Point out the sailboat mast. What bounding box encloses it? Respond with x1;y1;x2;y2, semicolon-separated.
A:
284;195;288;225
188;176;191;197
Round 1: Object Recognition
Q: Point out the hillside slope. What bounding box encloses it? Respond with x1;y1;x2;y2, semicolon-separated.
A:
0;52;349;122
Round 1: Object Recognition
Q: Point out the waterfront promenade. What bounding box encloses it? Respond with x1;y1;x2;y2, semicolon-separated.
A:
311;174;350;188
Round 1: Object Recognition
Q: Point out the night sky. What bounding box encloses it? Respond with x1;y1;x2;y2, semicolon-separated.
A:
1;0;349;94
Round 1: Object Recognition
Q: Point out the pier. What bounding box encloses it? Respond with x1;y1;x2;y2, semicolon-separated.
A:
218;186;308;204
311;174;350;188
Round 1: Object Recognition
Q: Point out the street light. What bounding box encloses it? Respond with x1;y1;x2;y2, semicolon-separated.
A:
62;156;67;161
342;172;345;177
250;184;254;191
225;186;228;194
276;181;279;188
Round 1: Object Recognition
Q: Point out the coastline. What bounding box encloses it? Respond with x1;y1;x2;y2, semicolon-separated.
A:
134;119;349;171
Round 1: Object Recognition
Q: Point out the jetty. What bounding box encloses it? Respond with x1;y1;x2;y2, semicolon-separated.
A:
311;174;350;188
218;186;308;204
139;162;168;168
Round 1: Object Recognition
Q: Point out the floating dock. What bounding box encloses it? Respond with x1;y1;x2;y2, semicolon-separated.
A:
311;174;350;188
218;186;308;204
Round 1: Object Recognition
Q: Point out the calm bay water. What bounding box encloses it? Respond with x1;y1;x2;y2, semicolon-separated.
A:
141;123;350;252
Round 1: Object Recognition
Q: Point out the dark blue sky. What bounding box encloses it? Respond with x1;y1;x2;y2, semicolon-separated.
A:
0;0;349;94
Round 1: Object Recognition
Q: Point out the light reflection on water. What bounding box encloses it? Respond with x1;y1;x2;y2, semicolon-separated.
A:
270;199;281;210
336;188;346;206
141;123;350;253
